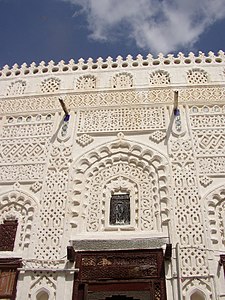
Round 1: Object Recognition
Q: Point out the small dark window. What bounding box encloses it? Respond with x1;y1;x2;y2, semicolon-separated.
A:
0;220;18;251
220;255;225;277
110;194;130;225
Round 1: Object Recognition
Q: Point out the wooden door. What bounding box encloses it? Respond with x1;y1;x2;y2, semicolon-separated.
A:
73;249;167;300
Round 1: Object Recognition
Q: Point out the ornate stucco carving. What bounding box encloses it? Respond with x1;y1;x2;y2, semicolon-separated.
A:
69;139;171;233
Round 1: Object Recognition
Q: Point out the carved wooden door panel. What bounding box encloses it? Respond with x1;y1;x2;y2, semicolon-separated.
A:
73;249;167;300
0;258;21;300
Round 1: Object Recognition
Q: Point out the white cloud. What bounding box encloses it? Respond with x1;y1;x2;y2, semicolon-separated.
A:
63;0;225;53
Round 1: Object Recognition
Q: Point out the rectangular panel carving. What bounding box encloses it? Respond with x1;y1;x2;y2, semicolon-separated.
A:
189;105;225;186
76;250;164;281
78;107;166;133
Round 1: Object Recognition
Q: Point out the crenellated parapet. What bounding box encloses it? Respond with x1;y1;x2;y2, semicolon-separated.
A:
0;50;225;78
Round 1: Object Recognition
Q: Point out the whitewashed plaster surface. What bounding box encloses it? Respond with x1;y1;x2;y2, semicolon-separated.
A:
0;51;225;300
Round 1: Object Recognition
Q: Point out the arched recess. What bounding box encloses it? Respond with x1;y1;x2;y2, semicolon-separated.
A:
205;184;225;249
0;189;38;251
69;137;171;234
36;290;49;300
29;275;56;300
190;290;206;300
184;280;211;300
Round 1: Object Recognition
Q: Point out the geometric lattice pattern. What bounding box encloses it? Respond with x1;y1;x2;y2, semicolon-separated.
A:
41;77;60;93
77;107;166;133
0;113;54;182
169;138;209;278
76;134;94;147
187;68;208;84
6;80;26;96
190;104;225;186
34;145;72;260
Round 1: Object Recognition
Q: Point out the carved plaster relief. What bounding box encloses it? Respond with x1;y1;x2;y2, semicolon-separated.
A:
77;106;166;133
29;272;57;300
70;138;171;233
187;68;209;84
35;145;72;260
41;77;60;93
76;74;96;90
0;190;38;251
189;104;225;187
206;185;225;248
112;72;133;88
149;70;170;85
6;80;26;96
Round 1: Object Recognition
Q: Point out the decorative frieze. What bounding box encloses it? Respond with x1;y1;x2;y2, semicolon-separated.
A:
0;137;50;164
0;86;224;115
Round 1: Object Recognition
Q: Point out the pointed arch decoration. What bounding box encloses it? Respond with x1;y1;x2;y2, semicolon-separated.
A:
183;279;212;300
69;137;171;234
29;273;56;300
190;290;206;300
0;190;38;251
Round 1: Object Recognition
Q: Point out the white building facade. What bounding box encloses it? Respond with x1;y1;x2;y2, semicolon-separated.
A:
0;51;224;300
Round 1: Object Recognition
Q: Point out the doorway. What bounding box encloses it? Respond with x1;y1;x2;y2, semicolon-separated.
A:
73;249;167;300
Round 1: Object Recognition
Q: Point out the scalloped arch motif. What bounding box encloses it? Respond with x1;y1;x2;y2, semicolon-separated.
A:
41;77;61;93
149;70;170;85
6;80;26;96
206;184;225;248
0;190;38;251
187;68;209;84
70;139;170;232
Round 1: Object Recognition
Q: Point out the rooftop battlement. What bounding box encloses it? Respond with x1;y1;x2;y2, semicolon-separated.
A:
0;50;225;78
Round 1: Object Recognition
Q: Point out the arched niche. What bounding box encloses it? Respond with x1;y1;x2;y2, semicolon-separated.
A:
0;189;38;251
190;291;205;300
69;137;171;235
183;279;212;300
205;184;225;248
36;291;49;300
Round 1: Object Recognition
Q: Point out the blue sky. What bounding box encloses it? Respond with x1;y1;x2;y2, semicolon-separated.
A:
0;0;225;68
